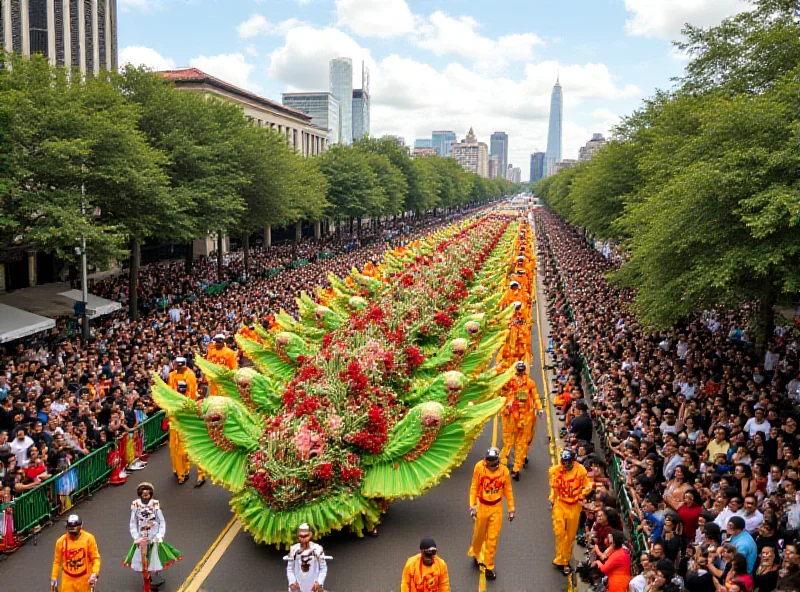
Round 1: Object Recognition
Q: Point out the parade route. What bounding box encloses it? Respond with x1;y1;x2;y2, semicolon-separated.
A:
1;252;567;592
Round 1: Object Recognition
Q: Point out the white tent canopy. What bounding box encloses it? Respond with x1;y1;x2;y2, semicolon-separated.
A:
0;303;56;343
58;289;122;319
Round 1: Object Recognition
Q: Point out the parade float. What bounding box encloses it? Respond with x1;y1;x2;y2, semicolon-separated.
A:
152;214;520;547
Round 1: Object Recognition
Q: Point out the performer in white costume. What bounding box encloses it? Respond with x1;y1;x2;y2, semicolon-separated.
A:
285;523;329;592
123;482;182;589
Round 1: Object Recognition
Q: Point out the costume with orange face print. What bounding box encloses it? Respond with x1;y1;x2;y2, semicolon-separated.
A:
51;530;101;592
467;456;515;572
500;371;541;473
167;362;199;484
549;453;592;568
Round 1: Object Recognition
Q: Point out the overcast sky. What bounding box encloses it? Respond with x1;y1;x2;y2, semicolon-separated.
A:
119;0;752;181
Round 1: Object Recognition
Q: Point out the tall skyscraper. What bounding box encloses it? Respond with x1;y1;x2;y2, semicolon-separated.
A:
414;138;433;149
432;130;456;157
351;62;370;141
329;57;353;145
544;77;563;177
282;92;341;145
490;132;509;178
1;0;118;74
530;152;545;184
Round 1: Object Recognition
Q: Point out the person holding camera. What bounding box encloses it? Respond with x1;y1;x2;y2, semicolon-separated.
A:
401;536;449;592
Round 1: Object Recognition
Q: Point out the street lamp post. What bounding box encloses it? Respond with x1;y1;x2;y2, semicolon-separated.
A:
80;183;89;347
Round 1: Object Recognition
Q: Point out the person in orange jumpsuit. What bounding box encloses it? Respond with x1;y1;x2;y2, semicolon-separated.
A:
401;537;450;592
500;361;542;479
167;357;200;486
51;515;101;592
505;302;531;362
206;334;238;397
549;448;592;576
468;447;515;581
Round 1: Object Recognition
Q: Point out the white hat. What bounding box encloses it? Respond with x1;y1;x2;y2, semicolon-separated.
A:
298;523;311;532
175;356;186;364
213;333;226;341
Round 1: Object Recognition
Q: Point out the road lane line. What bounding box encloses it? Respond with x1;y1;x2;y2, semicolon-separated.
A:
177;516;240;592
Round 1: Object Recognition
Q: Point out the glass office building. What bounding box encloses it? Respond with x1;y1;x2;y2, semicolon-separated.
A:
282;92;341;145
329;57;353;145
490;132;509;179
352;88;369;141
432;130;456;157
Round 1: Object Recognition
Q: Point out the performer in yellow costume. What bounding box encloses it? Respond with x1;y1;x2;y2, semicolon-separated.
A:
51;515;101;592
468;447;515;581
167;357;201;486
549;449;592;576
500;361;542;479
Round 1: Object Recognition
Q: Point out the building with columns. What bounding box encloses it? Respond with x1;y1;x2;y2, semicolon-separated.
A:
161;68;328;157
1;0;118;74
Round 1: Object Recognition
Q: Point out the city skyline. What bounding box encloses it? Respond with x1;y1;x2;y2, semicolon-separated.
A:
108;0;751;180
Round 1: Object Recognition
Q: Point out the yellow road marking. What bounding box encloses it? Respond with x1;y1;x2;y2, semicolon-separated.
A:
176;517;240;592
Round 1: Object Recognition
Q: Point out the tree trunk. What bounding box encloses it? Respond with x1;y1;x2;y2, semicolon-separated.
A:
756;282;778;354
217;232;224;281
293;220;302;259
357;217;362;237
184;241;193;273
349;216;354;234
128;237;141;321
314;220;321;240
242;233;250;281
264;225;272;248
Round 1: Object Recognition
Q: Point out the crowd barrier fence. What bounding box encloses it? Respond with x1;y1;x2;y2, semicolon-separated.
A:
0;411;168;553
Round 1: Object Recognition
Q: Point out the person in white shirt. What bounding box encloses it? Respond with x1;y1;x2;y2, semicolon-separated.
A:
742;495;763;534
628;553;652;592
676;335;689;360
714;496;745;531
9;427;33;466
743;406;771;439
764;347;780;373
285;523;328;592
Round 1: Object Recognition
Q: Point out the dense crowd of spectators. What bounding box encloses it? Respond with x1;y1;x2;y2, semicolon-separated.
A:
0;213;474;504
536;207;800;592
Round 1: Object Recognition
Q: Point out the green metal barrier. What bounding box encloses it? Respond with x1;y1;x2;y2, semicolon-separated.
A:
291;258;309;268
1;411;168;549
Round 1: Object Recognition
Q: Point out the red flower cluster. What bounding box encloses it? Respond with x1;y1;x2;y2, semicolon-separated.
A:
434;311;453;329
460;267;475;281
251;471;275;497
367;306;385;323
295;396;320;417
400;274;414;287
382;351;395;373
348;404;388;454
404;346;425;369
313;461;333;481
298;365;323;382
282;390;296;408
340;360;369;394
322;333;333;349
340;465;363;483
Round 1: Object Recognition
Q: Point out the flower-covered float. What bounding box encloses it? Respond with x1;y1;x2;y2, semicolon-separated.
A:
152;215;519;546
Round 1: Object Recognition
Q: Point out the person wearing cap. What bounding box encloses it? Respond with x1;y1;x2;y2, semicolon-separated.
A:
401;536;450;592
167;357;202;486
499;280;524;311
285;523;328;592
468;446;515;580
549;448;592;576
500;361;542;480
124;482;182;589
205;334;237;398
51;514;101;592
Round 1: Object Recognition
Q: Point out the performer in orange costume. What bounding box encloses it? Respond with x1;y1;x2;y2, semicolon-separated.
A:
468;447;515;581
549;449;592;576
206;334;238;396
505;302;531;363
51;515;101;592
500;361;542;479
167;357;200;486
401;537;450;592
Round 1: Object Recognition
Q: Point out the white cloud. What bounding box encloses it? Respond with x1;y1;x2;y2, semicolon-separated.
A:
624;0;752;39
190;53;262;93
267;25;640;180
236;14;305;39
118;0;161;11
415;11;543;66
119;46;176;70
268;26;376;90
335;0;416;38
